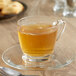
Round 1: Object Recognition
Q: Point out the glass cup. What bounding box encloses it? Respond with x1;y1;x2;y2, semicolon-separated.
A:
17;16;65;64
53;0;65;12
63;0;76;17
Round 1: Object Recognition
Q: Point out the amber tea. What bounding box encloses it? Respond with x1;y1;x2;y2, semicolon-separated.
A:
18;24;58;57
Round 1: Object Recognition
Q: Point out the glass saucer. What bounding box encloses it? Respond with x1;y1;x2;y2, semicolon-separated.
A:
2;42;76;70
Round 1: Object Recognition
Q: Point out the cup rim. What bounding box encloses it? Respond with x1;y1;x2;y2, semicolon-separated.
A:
17;16;60;30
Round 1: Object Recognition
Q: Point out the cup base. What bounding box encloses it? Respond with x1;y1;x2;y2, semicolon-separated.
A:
22;54;57;68
22;54;52;63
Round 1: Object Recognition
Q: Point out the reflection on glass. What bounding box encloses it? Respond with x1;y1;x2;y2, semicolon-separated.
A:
63;0;76;17
53;0;64;12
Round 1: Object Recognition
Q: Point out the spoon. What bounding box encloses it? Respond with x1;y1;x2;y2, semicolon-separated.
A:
0;67;39;76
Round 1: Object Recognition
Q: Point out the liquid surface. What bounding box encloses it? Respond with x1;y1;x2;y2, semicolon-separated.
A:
18;24;58;57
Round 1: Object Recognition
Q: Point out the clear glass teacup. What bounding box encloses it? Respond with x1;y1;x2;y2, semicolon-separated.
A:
17;16;65;64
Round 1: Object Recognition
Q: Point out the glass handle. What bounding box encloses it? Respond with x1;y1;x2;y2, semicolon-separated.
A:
56;20;66;41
